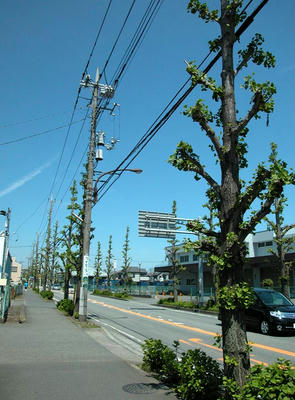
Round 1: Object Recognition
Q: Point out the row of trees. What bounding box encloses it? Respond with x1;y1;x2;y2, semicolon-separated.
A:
26;179;133;311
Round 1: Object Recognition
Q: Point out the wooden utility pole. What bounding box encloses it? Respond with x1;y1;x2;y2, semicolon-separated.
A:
43;197;53;290
79;69;99;322
35;233;40;291
48;220;58;291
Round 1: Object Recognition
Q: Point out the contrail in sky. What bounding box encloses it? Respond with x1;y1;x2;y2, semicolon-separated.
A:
0;161;52;198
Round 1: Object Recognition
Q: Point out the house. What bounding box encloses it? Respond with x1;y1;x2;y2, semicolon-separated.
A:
114;266;149;283
10;257;22;284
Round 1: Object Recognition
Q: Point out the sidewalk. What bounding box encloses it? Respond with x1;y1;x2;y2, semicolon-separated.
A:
0;290;176;400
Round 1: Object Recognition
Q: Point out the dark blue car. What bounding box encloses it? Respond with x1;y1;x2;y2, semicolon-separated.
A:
245;288;295;335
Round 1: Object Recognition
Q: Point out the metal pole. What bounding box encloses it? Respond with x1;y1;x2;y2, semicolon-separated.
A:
79;68;99;322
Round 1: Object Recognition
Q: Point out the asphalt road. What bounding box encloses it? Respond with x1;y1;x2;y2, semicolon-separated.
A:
54;291;295;367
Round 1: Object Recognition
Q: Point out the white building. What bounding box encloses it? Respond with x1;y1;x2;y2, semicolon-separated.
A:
155;229;295;296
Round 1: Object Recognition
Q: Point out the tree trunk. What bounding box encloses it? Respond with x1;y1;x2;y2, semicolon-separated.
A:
218;1;250;385
173;275;178;303
73;277;81;316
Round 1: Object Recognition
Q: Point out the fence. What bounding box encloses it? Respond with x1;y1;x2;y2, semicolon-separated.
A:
89;283;295;300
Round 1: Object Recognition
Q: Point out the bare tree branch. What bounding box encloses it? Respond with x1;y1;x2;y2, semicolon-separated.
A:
233;91;263;136
238;167;270;216
239;182;284;242
192;107;223;158
178;147;221;194
187;220;220;238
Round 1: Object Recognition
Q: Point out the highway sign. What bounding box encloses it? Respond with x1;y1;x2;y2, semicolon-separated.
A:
138;210;176;239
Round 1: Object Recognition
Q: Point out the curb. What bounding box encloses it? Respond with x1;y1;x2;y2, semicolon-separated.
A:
152;303;218;316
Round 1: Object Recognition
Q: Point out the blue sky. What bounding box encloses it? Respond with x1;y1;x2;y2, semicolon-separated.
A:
1;0;295;273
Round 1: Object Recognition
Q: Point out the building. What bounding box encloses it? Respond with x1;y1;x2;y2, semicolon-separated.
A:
10;257;22;284
114;266;149;284
154;229;295;296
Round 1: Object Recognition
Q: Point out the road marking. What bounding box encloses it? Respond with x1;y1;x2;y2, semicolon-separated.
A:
90;300;295;359
90;317;143;344
252;342;295;358
189;337;222;352
179;339;193;346
92;301;217;336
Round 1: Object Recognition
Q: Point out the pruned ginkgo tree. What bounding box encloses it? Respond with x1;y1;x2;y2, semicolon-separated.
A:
169;0;295;387
166;201;184;302
121;226;132;291
264;192;295;299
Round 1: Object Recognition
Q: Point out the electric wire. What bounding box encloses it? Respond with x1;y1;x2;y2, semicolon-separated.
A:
48;0;113;199
110;0;163;85
0;120;84;146
0;109;72;129
50;0;162;223
93;0;270;203
14;0;113;239
100;0;137;81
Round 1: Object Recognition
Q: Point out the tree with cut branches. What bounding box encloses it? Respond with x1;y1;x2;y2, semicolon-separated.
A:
121;226;132;290
105;235;113;288
94;241;102;289
165;201;184;302
264;191;295;299
58;181;81;300
169;0;295;386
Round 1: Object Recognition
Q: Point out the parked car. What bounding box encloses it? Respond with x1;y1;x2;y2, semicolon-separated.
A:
52;284;61;290
245;288;295;335
68;285;75;294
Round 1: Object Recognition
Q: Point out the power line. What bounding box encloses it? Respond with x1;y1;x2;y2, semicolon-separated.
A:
101;0;137;82
0;120;84;146
48;0;113;200
94;0;270;203
0;109;72;129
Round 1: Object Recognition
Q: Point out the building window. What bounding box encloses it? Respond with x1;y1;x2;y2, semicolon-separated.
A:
11;266;18;272
180;255;189;263
193;254;198;261
258;241;273;248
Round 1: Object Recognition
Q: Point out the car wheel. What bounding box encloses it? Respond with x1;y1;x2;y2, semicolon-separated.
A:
260;320;270;335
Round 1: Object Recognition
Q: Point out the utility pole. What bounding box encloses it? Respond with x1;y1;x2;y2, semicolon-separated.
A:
48;220;58;291
0;208;11;321
79;69;99;322
35;233;40;291
79;68;115;322
44;197;53;290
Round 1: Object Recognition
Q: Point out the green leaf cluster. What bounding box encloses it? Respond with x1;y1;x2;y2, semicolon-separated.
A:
242;74;276;114
187;0;219;22
219;283;254;311
238;33;276;70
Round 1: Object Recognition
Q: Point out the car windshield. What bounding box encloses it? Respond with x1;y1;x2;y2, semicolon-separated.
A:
257;291;293;306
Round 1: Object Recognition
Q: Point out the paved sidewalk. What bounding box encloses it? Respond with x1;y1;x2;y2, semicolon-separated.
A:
0;290;176;400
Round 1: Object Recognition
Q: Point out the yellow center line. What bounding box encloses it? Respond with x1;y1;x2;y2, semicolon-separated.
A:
90;300;295;358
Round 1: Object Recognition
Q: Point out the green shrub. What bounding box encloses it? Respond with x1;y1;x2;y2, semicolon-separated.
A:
176;348;223;400
33;288;39;293
74;312;79;319
240;359;295;400
93;289;112;296
261;278;274;288
57;299;74;316
142;338;169;374
40;290;53;300
157;299;196;309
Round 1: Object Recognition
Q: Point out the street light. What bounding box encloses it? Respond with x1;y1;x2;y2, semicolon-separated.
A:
93;168;143;205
